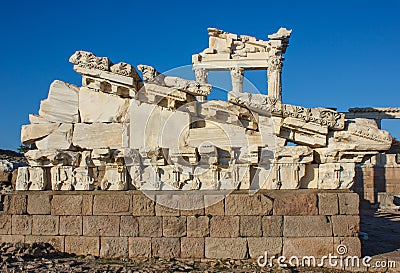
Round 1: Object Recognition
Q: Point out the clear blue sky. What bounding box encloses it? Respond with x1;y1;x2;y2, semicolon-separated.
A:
1;0;399;151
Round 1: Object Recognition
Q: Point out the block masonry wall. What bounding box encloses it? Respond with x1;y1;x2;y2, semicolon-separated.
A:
0;190;360;260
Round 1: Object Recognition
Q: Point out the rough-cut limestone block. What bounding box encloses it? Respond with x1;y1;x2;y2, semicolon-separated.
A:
151;238;180;258
27;195;51;215
205;238;247;259
39;80;80;123
284;216;332;237
138;216;162;237
273;192;318;215
318;193;338;215
59;216;82;235
0;215;11;235
100;237;128;258
283;237;333;258
210;216;239;237
51;195;83;215
131;194;155;216
129;101;190;150
332;215;359;236
333;237;361;257
181;238;204;258
262;216;283;237
247;237;282;258
83;216;120;236
32;215;59;236
120;216;139;237
128;238;151;258
3;195;27;215
187;216;209;237
73;123;123;149
162;217;186;237
93;195;131;215
225;194;273;215
338;192;359;215
35;124;73;150
65;236;99;256
11;215;32;235
21;123;59;144
79;87;130;123
25;236;64;252
239;216;262;237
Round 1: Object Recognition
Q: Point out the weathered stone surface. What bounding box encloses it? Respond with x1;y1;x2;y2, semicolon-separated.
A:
332;215;359;237
32;215;59;235
210;216;239;237
59;216;82;235
187;216;209;237
262;216;283;237
73;123;123;149
4;195;27;215
39;80;80;123
247;237;282;258
205;238;247;259
132;194;155;216
93;195;131;215
35;124;73;150
151;238;180;258
128;237;151;258
11;215;31;235
79;87;130;123
0;235;24;244
318;193;338;215
284;216;332;237
163;217;186;237
204;195;225;216
181;238;204;258
338;192;359;215
283;237;333;258
21;123;59;145
100;237;128;258
27;195;51;215
120;216;139;237
82;195;93;215
51;195;82;215
240;216;262;237
155;204;180;216
273;192;318;215
65;236;99;256
225;194;273;215
138;216;162;237
83;216;119;236
25;235;64;252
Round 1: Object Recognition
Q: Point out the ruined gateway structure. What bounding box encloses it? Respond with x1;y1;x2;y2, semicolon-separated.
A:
18;27;393;192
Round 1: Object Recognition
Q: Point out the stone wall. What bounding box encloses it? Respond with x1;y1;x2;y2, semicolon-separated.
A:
0;190;360;259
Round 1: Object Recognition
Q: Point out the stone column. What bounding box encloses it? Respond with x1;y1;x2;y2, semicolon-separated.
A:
194;68;208;102
230;67;244;94
267;56;283;101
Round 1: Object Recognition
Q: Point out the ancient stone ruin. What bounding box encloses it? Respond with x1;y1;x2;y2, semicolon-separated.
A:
4;27;395;263
18;27;392;192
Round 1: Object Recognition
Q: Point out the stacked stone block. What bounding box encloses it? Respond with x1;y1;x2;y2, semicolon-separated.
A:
0;190;360;259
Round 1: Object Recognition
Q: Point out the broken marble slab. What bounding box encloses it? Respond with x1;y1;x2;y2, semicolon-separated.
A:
73;123;123;149
35;124;73;150
21;123;60;144
38;80;80;123
79;87;130;123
